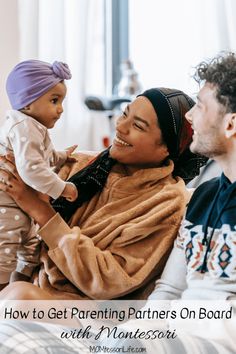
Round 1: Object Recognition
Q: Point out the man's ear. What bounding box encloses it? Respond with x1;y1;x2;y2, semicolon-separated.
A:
225;113;236;138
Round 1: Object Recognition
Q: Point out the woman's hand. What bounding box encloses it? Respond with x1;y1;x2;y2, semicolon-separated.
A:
0;155;56;227
0;155;34;205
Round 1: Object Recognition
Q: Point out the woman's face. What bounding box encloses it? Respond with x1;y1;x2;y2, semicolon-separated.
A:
110;96;169;172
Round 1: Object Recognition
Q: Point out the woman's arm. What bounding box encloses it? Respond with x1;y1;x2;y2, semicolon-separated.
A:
36;184;185;299
0;155;56;226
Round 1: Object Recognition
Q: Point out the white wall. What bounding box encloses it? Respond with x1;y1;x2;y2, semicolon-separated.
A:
0;0;20;122
129;0;236;96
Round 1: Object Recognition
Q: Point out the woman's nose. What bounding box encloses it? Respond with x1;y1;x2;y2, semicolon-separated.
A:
116;116;129;134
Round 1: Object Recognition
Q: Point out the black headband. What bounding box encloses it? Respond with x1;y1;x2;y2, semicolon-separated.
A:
138;87;207;182
139;88;194;158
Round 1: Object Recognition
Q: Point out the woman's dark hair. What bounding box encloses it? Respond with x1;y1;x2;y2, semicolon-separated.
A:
139;88;207;183
194;52;236;113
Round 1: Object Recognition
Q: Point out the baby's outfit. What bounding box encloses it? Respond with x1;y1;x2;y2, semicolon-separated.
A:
0;110;67;284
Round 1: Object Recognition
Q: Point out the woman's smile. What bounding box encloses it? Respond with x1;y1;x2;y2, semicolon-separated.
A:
113;135;132;147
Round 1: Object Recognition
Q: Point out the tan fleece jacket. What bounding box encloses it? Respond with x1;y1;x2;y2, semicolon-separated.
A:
35;153;190;300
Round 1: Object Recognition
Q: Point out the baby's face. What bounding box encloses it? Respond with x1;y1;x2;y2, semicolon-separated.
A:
24;82;67;129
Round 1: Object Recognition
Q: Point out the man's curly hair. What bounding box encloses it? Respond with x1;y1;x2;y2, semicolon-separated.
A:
194;52;236;113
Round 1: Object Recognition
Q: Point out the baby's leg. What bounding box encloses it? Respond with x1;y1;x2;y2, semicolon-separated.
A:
15;220;41;281
0;205;31;288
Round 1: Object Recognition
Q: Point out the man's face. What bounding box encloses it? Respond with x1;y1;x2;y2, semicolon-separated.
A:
185;83;227;158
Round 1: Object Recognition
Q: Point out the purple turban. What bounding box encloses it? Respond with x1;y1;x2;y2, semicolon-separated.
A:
6;59;72;109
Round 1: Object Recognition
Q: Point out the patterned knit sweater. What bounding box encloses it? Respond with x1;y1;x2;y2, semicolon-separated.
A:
150;173;236;300
34;153;189;300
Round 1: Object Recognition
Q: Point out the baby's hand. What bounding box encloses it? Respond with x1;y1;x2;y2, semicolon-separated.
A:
65;145;78;163
61;182;78;202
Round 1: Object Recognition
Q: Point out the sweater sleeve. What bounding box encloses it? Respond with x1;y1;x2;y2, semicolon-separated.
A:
9;120;66;199
38;188;185;300
50;150;67;169
148;234;187;300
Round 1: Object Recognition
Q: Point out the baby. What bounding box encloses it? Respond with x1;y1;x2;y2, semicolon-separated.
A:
0;59;78;288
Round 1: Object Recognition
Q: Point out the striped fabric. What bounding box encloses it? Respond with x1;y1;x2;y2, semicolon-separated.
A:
0;321;90;354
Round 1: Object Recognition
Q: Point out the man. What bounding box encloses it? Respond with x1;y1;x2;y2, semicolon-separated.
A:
127;52;236;353
150;52;236;300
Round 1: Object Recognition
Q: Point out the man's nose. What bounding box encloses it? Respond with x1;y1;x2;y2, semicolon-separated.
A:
185;106;193;124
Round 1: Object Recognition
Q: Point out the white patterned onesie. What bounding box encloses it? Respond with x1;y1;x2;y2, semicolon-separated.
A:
0;110;67;284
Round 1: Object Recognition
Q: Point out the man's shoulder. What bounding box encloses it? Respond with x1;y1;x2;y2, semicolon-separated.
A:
192;176;220;197
188;176;220;206
199;175;220;186
186;176;221;219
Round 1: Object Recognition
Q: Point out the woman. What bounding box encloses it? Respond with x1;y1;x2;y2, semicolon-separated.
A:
0;88;206;300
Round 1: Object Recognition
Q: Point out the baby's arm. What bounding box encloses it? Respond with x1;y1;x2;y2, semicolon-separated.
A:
61;182;78;201
50;145;78;169
51;146;79;201
9;120;67;199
